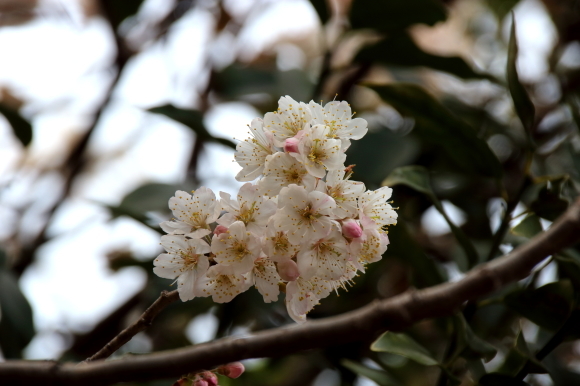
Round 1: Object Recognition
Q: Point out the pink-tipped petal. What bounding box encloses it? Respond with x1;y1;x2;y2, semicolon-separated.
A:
342;219;363;238
277;259;300;281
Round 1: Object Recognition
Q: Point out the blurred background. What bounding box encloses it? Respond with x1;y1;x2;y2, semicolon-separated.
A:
0;0;580;385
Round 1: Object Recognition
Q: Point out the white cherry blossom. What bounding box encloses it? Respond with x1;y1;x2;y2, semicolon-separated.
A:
251;257;280;303
324;168;366;218
285;277;332;323
153;235;210;301
349;227;390;272
274;184;336;244
211;221;261;274
297;225;349;280
234;118;276;181
359;186;398;228
259;152;316;197
160;188;220;238
309;100;368;150
218;183;276;234
262;218;299;262
198;265;252;303
264;96;312;146
294;124;345;178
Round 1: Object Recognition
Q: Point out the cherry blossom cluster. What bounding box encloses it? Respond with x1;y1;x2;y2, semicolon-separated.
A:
153;96;397;323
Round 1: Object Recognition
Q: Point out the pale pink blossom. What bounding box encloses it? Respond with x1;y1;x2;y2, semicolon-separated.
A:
341;218;363;239
325;168;366;218
285;277;332;323
217;362;245;379
277;259;300;281
262;218;299;262
213;224;228;236
309;100;368;150
349;227;390;272
153;235;210;301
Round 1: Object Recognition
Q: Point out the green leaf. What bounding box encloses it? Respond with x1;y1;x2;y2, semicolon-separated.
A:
101;0;145;29
371;332;439;366
309;0;330;24
349;0;447;33
383;166;479;269
0;104;32;147
453;314;497;363
496;332;547;376
0;257;35;359
341;359;401;386
215;64;277;99
507;14;535;132
370;84;503;179
511;214;542;238
148;105;236;149
479;373;529;386
504;280;574;330
387;222;447;288
485;0;521;21
356;32;492;81
119;183;183;214
529;177;569;221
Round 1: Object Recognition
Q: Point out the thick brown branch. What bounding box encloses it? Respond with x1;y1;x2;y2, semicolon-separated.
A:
2;199;580;386
84;290;179;363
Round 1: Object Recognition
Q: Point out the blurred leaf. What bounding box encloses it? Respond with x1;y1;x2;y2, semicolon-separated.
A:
356;32;492;81
215;64;277;99
101;0;144;29
485;0;521;21
371;332;439;366
0;104;32;147
309;0;330;24
511;214;542;238
0;252;35;359
479;373;529;386
453;314;497;363
370;84;502;179
341;359;401;386
346;127;420;186
349;0;446;33
507;14;535;132
383;166;479;269
119;183;182;214
504;280;574;330
496;331;547;376
148;105;236;149
529;177;569;221
387;222;447;288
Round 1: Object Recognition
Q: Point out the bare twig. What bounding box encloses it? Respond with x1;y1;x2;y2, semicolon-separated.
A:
84;290;179;363
2;198;580;386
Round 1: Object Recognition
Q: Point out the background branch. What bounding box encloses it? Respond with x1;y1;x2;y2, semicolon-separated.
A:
2;198;580;385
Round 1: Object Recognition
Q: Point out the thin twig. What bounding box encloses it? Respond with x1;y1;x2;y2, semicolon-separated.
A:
84;290;180;363
2;198;580;386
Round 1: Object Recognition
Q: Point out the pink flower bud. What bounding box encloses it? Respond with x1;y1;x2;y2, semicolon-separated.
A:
193;380;208;386
199;371;218;386
342;219;363;239
277;259;300;281
284;137;300;154
217;362;245;379
213;225;228;236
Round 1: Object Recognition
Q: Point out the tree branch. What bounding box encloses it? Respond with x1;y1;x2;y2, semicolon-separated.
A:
2;198;580;386
83;290;179;363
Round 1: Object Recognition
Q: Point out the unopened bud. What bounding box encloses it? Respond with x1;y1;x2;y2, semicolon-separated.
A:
342;219;363;239
199;371;218;386
213;225;228;236
284;137;300;154
217;362;245;379
277;259;300;281
193;380;208;386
